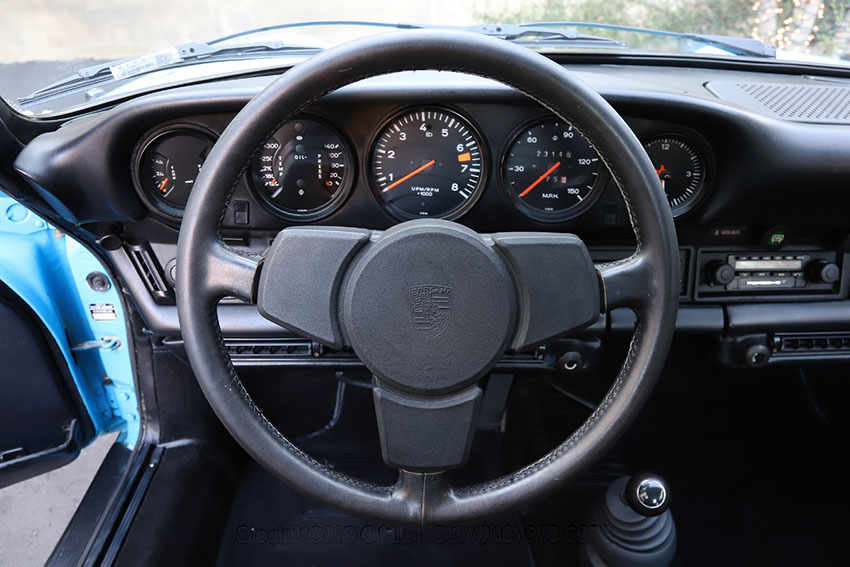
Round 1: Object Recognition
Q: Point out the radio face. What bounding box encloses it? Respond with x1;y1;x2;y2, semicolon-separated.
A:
695;250;844;302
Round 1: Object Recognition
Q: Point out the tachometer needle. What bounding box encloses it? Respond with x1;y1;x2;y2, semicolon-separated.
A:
382;159;436;192
158;177;170;192
519;161;560;198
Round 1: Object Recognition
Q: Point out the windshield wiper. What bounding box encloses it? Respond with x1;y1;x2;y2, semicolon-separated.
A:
17;40;322;107
523;22;776;58
462;24;627;49
209;21;627;50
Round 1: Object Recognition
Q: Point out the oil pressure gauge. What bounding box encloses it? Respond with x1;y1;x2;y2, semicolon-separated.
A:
249;117;354;221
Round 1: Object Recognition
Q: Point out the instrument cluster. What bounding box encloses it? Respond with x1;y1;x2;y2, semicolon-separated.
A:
132;105;713;224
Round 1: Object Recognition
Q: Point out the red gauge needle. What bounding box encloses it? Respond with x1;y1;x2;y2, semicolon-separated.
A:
158;177;170;192
519;161;561;198
655;164;666;176
382;159;436;192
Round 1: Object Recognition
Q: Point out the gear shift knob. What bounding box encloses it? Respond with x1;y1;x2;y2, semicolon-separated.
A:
625;472;670;517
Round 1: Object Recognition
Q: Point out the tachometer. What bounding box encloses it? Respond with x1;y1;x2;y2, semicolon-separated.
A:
642;135;706;217
370;107;486;220
249;117;354;221
502;117;602;222
135;125;215;217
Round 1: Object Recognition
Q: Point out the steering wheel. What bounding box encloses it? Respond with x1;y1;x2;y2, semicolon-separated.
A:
176;30;678;525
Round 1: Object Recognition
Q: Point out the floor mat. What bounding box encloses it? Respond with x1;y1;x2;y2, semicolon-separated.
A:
216;380;535;567
215;462;536;567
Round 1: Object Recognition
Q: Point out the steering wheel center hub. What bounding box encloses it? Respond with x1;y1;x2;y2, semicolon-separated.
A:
340;220;516;394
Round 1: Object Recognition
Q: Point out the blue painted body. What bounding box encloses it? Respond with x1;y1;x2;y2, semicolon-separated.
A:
0;193;139;448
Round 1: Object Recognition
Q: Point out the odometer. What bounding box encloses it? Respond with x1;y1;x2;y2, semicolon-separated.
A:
503;117;602;222
370;107;485;220
250;118;354;221
642;135;706;217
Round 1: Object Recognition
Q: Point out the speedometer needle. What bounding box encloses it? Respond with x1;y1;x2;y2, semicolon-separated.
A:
519;161;561;198
382;159;436;192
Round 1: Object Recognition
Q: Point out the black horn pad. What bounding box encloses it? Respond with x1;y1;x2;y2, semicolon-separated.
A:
340;220;516;395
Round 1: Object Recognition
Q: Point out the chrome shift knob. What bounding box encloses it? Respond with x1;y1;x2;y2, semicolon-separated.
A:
626;473;670;517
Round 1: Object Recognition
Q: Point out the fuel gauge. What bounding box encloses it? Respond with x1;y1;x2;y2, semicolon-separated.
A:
135;126;216;216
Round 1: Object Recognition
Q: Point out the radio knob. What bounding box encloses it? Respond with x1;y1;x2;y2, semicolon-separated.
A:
708;261;735;285
807;260;840;284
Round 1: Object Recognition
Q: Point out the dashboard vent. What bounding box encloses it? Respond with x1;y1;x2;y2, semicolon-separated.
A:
125;241;171;302
707;80;850;124
772;332;850;357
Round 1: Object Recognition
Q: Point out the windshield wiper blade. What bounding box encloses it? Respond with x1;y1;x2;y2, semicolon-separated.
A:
523;22;776;58
463;23;627;49
17;40;321;107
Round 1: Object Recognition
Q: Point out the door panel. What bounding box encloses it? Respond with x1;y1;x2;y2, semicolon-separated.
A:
0;191;139;487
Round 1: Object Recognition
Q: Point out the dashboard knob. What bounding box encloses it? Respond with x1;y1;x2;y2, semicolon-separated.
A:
707;261;735;285
807;260;840;284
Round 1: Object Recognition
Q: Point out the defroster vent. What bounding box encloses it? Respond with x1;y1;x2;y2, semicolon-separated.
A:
707;80;850;124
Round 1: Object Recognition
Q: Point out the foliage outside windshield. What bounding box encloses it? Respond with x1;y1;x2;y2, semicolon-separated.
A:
1;0;849;116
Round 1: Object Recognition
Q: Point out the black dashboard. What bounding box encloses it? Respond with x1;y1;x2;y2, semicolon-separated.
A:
11;63;850;369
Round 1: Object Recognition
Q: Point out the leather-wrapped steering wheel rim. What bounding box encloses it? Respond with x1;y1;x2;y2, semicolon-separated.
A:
176;29;679;525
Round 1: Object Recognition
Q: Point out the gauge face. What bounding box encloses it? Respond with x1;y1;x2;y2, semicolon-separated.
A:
370;107;485;220
642;136;706;216
137;127;215;215
503;117;602;221
250;118;354;221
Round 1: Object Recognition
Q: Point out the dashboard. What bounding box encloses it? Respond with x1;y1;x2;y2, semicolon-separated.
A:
11;64;850;369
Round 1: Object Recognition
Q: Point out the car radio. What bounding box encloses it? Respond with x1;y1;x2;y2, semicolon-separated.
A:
695;249;846;301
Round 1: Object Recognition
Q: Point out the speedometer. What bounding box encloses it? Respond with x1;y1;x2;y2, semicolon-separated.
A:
370;107;486;220
503;117;603;222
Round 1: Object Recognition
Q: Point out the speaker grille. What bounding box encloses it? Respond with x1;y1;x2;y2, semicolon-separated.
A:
707;80;850;124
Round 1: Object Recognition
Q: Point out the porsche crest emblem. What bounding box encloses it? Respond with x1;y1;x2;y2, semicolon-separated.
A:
410;285;452;338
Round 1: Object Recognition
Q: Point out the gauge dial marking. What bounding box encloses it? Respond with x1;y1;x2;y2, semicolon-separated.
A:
382;159;436;192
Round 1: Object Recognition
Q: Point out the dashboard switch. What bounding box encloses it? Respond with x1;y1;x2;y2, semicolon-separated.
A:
233;200;249;225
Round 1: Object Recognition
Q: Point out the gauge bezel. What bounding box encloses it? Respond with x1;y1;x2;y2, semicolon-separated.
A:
247;114;356;222
500;115;607;223
640;131;713;219
132;123;218;219
367;105;489;222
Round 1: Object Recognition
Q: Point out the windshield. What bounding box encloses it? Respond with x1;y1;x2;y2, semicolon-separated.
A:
2;1;849;116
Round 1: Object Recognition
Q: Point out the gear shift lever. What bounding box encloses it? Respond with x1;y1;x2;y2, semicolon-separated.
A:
581;473;677;567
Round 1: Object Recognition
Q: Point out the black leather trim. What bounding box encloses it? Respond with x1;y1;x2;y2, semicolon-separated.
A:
176;29;679;524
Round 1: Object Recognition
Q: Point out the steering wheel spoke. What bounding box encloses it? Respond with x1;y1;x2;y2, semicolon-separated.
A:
373;379;482;472
202;240;262;303
256;226;371;349
491;232;601;350
597;252;655;312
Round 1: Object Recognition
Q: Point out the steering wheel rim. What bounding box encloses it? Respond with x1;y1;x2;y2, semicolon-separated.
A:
176;29;679;525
